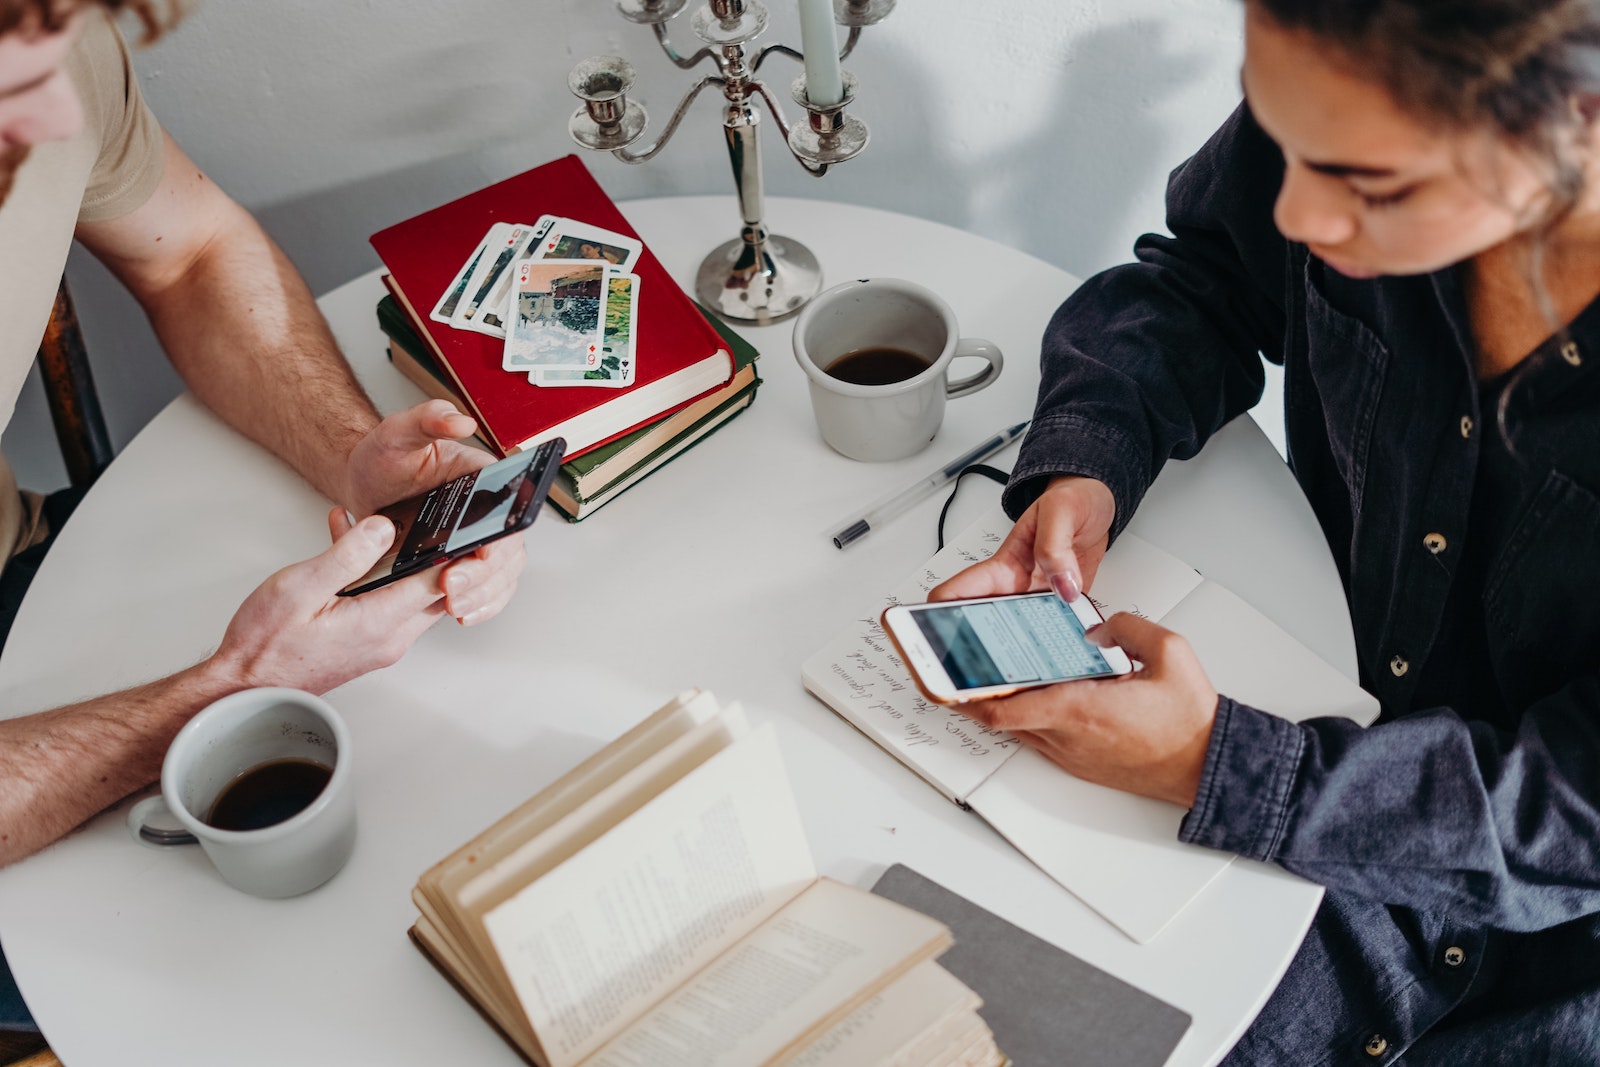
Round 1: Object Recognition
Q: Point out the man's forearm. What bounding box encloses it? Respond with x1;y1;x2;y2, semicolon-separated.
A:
76;134;381;510
139;211;378;507
0;656;247;867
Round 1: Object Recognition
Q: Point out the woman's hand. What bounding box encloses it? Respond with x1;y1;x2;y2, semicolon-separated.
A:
929;475;1116;603
962;612;1220;808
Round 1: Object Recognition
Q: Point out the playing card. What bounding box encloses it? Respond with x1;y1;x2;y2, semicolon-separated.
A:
446;222;514;327
456;216;557;337
455;221;550;332
532;218;642;271
502;259;607;371
534;272;639;388
429;226;497;325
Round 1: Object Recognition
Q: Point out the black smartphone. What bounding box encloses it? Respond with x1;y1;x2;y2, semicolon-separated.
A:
339;438;565;596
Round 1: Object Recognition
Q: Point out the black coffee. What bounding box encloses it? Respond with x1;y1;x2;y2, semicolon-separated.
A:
205;757;333;832
824;347;932;386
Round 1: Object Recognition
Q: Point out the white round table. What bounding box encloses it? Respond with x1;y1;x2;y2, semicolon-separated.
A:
0;197;1352;1066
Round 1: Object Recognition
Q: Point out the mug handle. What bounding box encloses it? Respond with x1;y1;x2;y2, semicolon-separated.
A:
945;338;1003;398
127;794;197;848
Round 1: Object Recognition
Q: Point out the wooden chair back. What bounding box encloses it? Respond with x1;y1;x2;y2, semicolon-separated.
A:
35;277;113;488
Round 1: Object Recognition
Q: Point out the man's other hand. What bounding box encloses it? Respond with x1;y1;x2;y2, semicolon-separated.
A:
213;512;449;694
339;400;527;626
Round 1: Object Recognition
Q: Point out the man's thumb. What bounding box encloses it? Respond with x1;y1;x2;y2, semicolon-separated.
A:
308;515;395;592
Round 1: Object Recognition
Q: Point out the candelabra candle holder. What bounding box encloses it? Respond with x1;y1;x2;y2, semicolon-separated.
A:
568;0;893;323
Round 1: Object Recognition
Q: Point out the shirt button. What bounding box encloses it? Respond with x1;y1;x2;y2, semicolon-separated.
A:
1561;340;1582;366
1423;532;1447;555
1459;415;1473;438
1365;1034;1389;1057
1390;655;1409;677
1444;945;1466;966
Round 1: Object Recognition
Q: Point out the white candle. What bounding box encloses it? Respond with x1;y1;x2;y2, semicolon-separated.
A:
797;0;844;108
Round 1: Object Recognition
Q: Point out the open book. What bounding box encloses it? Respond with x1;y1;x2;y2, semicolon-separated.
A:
409;690;1008;1067
802;508;1379;943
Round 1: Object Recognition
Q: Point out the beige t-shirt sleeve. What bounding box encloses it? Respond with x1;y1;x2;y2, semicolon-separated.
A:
71;9;165;223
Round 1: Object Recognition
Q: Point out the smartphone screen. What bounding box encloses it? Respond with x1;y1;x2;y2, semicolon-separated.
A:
891;591;1129;698
340;438;564;596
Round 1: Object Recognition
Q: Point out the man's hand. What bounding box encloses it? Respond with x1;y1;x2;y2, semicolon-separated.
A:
213;511;451;695
962;613;1219;808
339;400;527;626
930;475;1116;603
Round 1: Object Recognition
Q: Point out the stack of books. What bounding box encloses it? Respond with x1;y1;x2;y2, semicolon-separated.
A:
370;155;761;521
410;689;1009;1067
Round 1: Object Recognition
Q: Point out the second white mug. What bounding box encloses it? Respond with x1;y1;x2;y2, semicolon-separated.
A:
794;278;1003;462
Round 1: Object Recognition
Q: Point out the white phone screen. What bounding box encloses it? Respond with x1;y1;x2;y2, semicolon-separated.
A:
907;592;1118;690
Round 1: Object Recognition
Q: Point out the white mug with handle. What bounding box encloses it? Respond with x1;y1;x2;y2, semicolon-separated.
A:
794;278;1004;462
126;687;356;899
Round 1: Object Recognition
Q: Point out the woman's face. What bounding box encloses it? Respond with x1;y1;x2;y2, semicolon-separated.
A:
1242;7;1563;278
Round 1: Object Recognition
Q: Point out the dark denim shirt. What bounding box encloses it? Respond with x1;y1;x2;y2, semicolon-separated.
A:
1006;104;1600;1065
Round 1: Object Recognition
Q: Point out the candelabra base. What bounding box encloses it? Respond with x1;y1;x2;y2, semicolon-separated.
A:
694;232;822;324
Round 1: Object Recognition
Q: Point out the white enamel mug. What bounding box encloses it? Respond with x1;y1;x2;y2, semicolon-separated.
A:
126;688;356;899
794;278;1003;461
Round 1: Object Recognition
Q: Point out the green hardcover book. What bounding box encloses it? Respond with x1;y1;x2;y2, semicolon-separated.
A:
378;294;762;519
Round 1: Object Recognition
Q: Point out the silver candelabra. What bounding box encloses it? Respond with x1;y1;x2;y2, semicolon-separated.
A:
568;0;893;323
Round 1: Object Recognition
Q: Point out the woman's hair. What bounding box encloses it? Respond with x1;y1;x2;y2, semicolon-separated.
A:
1;0;177;41
1250;1;1600;228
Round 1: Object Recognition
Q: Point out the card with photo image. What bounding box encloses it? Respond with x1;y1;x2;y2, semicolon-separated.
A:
429;225;500;326
454;220;552;333
534;272;639;388
532;218;642;271
502;259;607;371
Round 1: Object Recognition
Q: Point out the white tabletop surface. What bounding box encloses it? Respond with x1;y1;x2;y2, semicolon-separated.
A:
0;196;1353;1067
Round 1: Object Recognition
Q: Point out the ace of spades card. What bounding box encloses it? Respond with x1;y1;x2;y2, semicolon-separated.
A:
534;272;639;388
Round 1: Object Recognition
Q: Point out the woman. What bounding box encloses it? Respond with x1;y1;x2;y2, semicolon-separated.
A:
933;1;1600;1062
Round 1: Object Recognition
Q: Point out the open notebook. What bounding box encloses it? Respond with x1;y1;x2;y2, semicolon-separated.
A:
802;507;1379;943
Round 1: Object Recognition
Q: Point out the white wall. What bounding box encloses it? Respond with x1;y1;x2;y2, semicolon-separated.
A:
5;0;1267;491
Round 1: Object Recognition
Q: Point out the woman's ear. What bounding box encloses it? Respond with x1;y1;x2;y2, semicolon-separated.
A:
1572;92;1600;127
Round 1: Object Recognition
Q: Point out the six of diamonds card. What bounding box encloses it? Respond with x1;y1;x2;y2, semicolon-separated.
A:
503;260;606;372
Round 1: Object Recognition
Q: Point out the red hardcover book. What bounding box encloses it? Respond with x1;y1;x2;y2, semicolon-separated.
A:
370;155;732;460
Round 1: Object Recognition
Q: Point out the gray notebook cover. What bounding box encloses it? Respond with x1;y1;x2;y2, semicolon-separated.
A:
871;864;1192;1067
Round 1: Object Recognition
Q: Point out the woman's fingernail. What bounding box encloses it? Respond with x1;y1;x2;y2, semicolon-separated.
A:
1051;571;1081;602
445;570;466;593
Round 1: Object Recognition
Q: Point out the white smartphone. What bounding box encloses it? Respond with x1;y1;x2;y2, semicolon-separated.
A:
882;590;1135;704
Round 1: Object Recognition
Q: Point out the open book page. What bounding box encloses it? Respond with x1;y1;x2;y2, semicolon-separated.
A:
483;726;818;1067
446;702;757;1056
966;749;1234;944
1165;581;1378;725
580;878;952;1067
801;506;1202;803
411;913;538;1058
787;960;980;1067
412;906;530;1050
421;691;724;989
967;580;1380;944
924;1024;1008;1067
